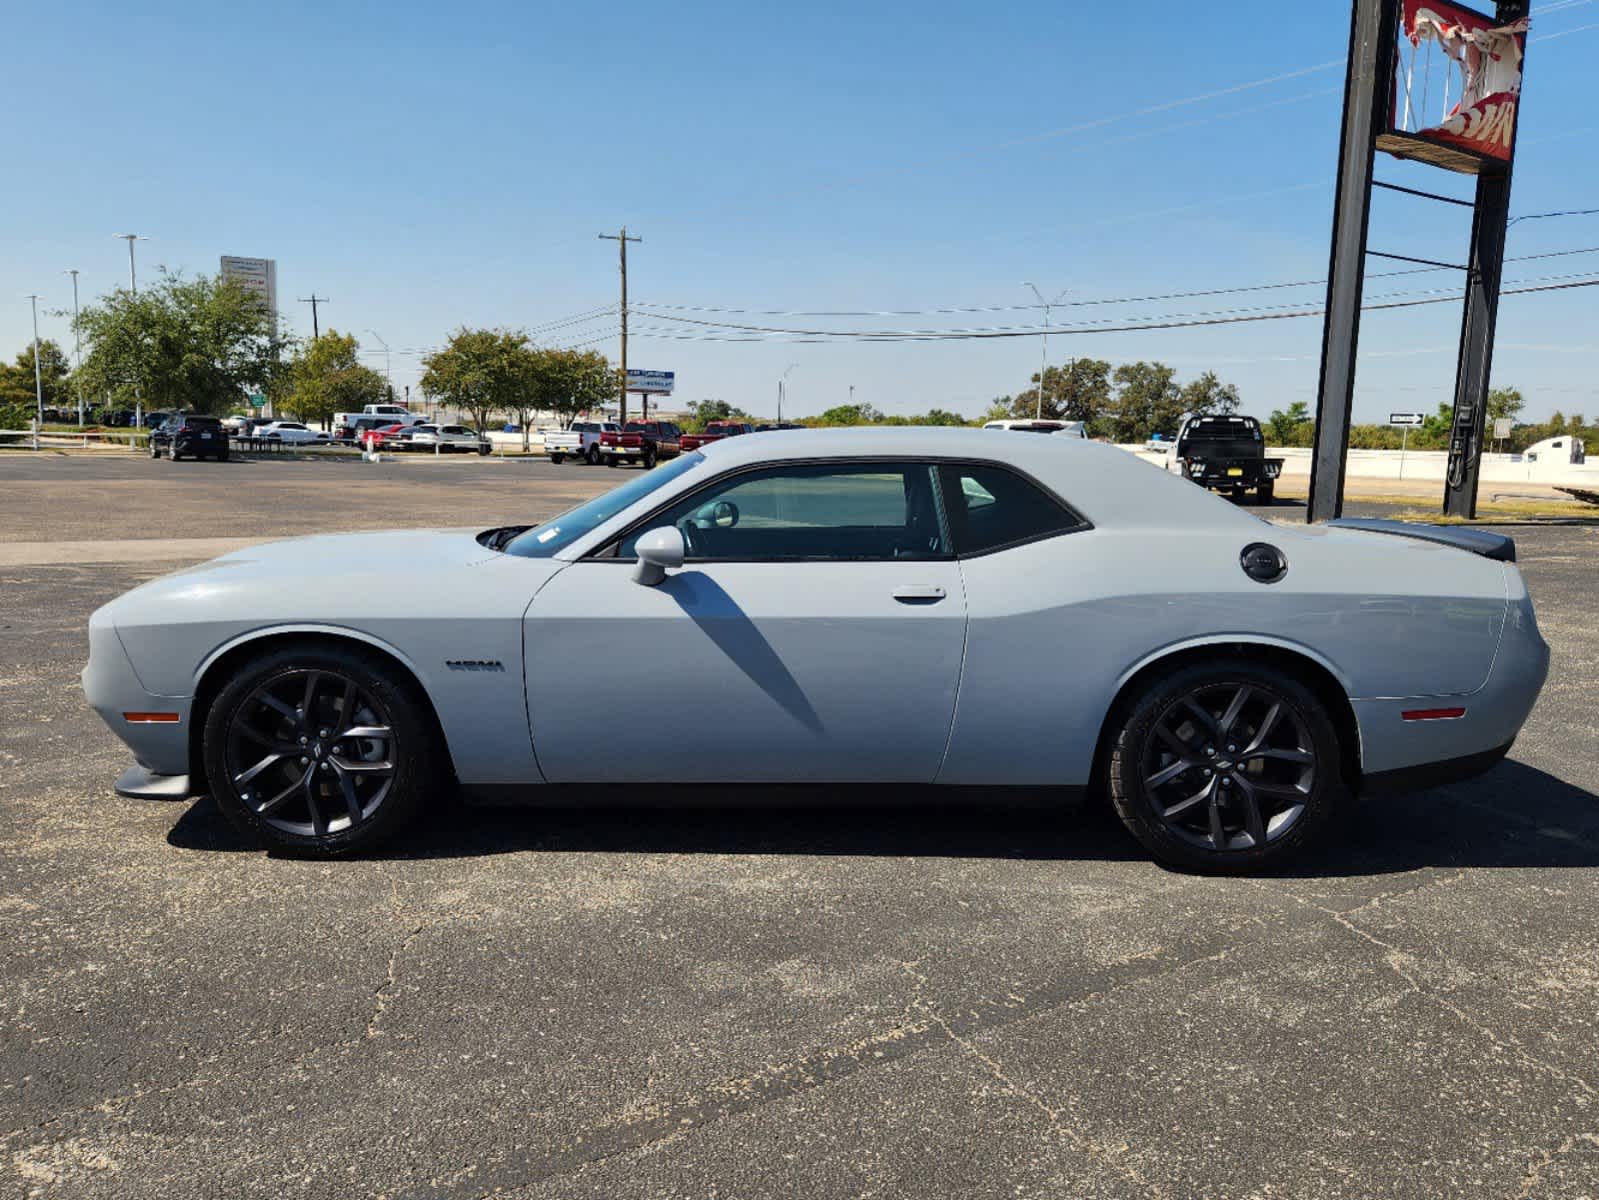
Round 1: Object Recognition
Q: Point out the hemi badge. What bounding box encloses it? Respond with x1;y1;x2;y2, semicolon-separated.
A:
124;711;181;723
446;659;504;672
1401;707;1467;722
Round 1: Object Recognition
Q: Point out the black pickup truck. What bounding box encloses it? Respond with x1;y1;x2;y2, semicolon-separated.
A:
1172;414;1283;501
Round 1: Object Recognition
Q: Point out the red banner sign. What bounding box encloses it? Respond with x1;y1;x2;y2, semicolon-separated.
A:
1398;1;1527;162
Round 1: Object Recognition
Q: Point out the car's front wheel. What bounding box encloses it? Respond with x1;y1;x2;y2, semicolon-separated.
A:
202;643;441;855
1107;657;1343;873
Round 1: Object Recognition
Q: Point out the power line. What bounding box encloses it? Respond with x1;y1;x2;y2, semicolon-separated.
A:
635;244;1599;320
623;277;1599;345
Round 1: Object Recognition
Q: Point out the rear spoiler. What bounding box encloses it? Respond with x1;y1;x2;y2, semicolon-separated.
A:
1327;517;1516;563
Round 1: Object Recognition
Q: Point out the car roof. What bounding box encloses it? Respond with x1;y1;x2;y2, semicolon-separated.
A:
697;426;1257;531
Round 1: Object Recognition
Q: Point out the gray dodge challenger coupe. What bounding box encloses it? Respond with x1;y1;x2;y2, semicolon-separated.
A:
84;428;1549;871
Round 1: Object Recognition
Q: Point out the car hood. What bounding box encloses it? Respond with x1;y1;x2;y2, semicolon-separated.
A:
95;529;563;697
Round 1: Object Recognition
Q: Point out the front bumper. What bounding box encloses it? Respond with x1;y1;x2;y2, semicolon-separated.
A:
83;606;194;779
115;765;194;800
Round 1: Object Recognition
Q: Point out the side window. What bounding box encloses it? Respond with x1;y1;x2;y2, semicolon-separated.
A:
617;462;947;561
938;462;1082;556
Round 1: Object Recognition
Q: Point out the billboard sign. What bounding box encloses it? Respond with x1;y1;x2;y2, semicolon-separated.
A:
1389;412;1426;427
1383;1;1527;171
220;256;278;315
625;369;674;395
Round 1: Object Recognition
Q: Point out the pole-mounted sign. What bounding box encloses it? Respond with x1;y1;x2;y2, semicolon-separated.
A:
1388;412;1425;426
624;369;674;395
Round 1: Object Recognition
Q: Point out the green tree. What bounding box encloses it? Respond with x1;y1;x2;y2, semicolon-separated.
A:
1008;358;1113;423
1487;386;1524;424
810;402;884;426
1266;401;1311;444
420;328;529;432
684;397;755;433
284;330;387;427
1101;361;1182;442
1179;371;1242;419
73;269;287;414
0;340;73;417
510;345;614;447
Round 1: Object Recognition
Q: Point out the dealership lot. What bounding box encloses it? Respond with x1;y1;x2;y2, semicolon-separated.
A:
3;455;1599;1199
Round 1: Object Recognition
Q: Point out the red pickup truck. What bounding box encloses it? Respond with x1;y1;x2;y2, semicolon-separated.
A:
679;421;752;452
598;420;683;468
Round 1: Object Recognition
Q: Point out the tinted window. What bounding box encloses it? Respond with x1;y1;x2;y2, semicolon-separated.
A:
505;452;706;558
938;463;1080;555
619;462;947;561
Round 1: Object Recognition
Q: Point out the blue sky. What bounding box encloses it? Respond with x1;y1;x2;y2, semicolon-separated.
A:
6;0;1597;422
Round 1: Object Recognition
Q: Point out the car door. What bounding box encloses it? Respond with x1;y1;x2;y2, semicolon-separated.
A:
525;460;967;783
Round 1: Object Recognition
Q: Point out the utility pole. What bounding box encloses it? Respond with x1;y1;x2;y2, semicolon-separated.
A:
1024;283;1068;420
779;362;799;423
27;295;44;448
113;234;147;293
598;227;641;422
64;269;83;425
299;295;328;340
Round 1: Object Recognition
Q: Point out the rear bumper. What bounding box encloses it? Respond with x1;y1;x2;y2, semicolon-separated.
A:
1360;739;1513;796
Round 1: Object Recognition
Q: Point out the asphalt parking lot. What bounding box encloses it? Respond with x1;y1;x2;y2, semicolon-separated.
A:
3;452;1599;1199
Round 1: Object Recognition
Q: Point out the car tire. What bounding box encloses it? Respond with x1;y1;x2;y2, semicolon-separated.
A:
168;444;181;462
149;442;160;459
203;642;442;856
1106;656;1343;874
641;446;657;469
478;443;490;456
549;453;564;465
606;455;619;468
585;445;601;466
217;449;230;463
1256;482;1275;503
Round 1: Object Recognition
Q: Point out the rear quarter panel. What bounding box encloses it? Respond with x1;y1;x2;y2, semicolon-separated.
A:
939;523;1508;787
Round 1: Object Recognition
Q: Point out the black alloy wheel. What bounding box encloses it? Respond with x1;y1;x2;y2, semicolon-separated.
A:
203;644;438;854
1108;659;1342;872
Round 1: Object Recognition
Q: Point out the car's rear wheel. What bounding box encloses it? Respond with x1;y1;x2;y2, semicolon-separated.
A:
168;443;181;461
1107;658;1342;873
585;444;601;466
549;453;564;464
1256;481;1275;503
149;442;160;459
606;455;619;468
203;644;440;855
641;445;657;469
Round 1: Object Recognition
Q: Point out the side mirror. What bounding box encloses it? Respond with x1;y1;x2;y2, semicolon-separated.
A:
633;526;685;586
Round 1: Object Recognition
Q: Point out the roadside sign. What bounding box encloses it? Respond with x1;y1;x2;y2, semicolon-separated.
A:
220;256;278;315
625;369;674;395
1388;412;1425;427
248;393;267;408
1494;417;1513;439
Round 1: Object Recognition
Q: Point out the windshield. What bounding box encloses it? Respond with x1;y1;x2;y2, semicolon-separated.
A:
504;452;705;558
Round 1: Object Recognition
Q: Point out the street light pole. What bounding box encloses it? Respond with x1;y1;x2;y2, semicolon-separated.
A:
27;294;44;448
1023;282;1069;420
367;329;392;390
779;362;798;423
64;269;83;425
113;234;147;293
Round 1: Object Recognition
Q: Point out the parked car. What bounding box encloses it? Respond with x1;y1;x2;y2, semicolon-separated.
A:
87;429;1548;871
679;421;753;452
407;423;492;455
334;404;426;433
359;423;413;450
597;420;682;468
543;421;620;465
257;421;332;445
1171;415;1285;502
149;414;229;462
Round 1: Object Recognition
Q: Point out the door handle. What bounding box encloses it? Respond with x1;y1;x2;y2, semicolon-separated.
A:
892;586;947;604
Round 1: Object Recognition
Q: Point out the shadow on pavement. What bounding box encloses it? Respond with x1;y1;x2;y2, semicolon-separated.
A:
165;760;1599;876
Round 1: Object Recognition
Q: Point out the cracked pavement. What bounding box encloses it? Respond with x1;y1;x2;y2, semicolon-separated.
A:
3;456;1598;1198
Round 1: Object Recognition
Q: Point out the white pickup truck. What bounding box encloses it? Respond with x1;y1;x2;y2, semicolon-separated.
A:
334;404;428;438
543;420;619;465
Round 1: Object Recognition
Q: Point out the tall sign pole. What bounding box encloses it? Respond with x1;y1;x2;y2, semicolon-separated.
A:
64;269;83;425
1307;0;1399;523
27;294;44;446
1443;0;1529;518
599;227;641;423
